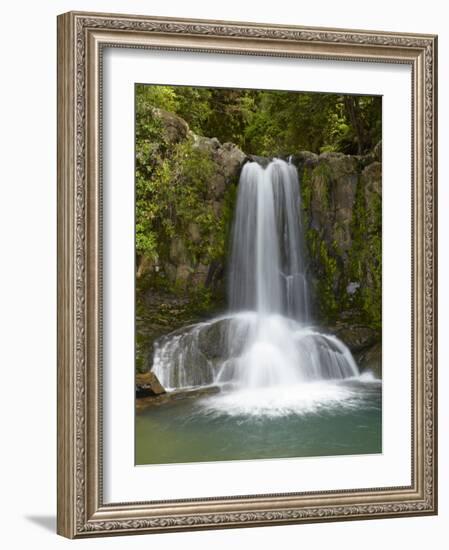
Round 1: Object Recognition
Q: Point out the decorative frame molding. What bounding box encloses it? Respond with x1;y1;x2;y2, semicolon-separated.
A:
57;11;438;538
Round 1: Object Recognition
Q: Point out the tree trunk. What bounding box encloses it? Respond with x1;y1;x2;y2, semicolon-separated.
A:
343;96;366;155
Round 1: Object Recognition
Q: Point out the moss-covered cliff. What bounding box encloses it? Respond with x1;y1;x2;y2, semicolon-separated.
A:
292;150;381;331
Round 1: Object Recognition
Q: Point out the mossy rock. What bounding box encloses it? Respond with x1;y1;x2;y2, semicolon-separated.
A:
333;325;379;353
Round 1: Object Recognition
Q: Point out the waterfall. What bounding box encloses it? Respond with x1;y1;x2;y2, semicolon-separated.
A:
152;159;359;392
228;160;310;319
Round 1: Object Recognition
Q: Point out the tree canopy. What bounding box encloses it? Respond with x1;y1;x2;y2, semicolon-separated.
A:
136;84;381;157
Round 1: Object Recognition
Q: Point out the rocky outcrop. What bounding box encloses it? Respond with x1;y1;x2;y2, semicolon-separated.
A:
292;149;381;330
136;385;220;412
333;325;379;353
192;135;247;199
136;371;166;398
153;107;189;144
330;324;381;377
139;109;247;291
355;342;382;378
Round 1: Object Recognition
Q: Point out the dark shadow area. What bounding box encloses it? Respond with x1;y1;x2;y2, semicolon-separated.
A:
25;515;56;533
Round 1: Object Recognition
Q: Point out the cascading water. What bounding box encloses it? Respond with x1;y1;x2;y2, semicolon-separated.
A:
228;159;310;319
152;158;360;404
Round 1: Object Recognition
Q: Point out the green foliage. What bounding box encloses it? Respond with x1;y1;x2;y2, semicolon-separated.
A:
136;84;179;114
173;142;234;267
174;87;213;135
242;92;381;156
340;96;382;155
348;180;382;328
301;161;381;329
306;228;340;322
135;83;239;302
137;137;223;268
244;92;339;155
311;163;332;209
136;84;381;156
135;85;174;262
299;167;312;229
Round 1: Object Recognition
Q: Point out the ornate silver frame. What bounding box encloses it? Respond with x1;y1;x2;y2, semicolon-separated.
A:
57;11;438;538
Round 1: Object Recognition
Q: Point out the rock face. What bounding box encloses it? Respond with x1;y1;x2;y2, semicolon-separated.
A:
329;324;381;378
153;107;189;144
355;342;382;378
191;136;246;203
138;109;247;291
333;325;379;353
292;150;381;332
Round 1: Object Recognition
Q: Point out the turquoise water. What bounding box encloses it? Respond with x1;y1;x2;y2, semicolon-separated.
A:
135;377;382;465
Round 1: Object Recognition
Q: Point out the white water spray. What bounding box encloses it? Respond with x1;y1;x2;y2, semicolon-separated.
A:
152;159;359;398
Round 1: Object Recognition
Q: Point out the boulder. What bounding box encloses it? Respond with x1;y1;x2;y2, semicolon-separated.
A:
246;154;271;167
197;319;228;359
136;371;166;398
291;151;318;167
153;107;189;143
355;341;382;378
333;325;379;353
192;134;220;154
218;142;247;180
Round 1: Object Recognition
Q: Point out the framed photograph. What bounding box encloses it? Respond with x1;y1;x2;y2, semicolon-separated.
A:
57;11;438;538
